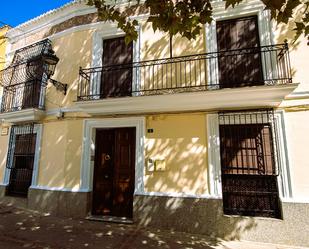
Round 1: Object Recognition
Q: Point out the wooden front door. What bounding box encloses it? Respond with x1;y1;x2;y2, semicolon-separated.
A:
216;16;263;88
92;128;136;218
101;37;133;98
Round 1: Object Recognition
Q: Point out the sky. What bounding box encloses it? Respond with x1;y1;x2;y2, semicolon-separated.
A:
0;0;73;28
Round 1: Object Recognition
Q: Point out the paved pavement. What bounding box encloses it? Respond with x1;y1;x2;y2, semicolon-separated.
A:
0;203;307;249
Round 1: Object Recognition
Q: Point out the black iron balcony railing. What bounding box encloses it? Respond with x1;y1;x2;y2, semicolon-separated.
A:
0;39;59;113
77;43;292;101
1;80;46;113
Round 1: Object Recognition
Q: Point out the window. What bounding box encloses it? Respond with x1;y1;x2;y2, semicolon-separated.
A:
219;110;282;218
216;16;264;88
6;124;37;197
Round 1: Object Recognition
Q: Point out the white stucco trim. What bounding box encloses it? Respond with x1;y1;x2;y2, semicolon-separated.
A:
206;114;222;197
30;124;43;187
274;110;293;199
3;124;43;188
136;191;222;199
0;109;45;124
80;117;145;194
30;185;90;193
7;1;96;43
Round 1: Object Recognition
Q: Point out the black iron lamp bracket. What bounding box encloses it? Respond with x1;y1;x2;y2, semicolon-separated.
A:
49;78;68;95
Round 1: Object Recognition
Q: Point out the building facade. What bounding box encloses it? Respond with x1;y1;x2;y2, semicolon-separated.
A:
0;0;308;246
0;25;10;70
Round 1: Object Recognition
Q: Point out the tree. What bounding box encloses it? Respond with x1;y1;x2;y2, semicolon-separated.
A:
87;0;309;45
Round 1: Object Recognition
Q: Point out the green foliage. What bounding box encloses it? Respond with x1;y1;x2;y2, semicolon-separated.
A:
88;0;309;45
226;0;309;42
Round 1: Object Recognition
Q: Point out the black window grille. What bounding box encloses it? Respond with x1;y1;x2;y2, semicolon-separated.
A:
0;39;56;113
219;109;282;218
6;124;36;197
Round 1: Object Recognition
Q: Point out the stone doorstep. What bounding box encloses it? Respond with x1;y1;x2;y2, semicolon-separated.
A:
86;214;134;224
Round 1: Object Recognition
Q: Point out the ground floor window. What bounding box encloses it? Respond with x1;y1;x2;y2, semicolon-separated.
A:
218;110;282;218
6;124;36;197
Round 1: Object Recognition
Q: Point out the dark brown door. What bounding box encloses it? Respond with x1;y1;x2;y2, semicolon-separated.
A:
216;16;263;88
92;128;136;218
101;37;133;98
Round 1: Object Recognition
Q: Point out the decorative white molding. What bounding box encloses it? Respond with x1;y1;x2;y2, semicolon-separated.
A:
30;124;43;188
136;191;222;200
45;106;82;116
75;84;298;115
0;108;45;124
281;198;309;204
7;1;96;43
80;117;145;195
206;114;222;197
30;185;90;193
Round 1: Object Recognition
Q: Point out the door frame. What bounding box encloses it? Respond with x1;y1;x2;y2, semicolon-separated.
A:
80;117;145;196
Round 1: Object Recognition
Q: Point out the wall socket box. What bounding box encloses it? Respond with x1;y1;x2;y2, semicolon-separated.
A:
147;158;166;172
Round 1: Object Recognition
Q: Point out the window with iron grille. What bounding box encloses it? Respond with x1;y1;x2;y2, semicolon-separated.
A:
6;124;36;197
219;110;282;218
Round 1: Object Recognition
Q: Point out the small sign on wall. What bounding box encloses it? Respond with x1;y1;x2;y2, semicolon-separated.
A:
1;127;9;136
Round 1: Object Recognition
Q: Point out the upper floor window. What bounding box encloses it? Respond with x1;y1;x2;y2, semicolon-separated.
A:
216;16;263;88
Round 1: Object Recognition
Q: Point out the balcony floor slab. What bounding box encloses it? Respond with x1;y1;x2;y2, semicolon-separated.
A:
75;84;299;115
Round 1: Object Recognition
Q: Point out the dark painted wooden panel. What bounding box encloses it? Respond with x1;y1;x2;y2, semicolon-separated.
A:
101;37;133;98
216;16;263;88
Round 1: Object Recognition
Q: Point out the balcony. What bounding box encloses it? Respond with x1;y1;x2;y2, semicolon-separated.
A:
0;80;46;123
76;43;298;114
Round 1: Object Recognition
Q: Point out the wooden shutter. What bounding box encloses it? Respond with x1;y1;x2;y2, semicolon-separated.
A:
101;37;133;98
216;16;263;88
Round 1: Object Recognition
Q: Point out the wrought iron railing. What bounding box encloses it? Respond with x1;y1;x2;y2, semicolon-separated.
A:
1;80;46;113
11;39;53;66
78;43;292;101
0;39;55;113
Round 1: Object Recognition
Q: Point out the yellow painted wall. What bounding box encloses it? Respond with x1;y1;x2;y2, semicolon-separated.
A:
0;126;9;183
141;22;205;60
140;22;206;92
38;120;83;189
145;114;208;195
273;14;309;92
284;110;309;199
0;26;10;71
44;29;93;111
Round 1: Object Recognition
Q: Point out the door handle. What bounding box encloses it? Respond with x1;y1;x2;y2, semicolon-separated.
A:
104;154;111;161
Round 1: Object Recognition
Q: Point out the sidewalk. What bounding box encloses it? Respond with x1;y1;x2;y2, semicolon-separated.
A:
0;203;307;249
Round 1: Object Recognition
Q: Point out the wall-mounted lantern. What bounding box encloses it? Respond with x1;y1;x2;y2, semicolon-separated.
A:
42;50;67;95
